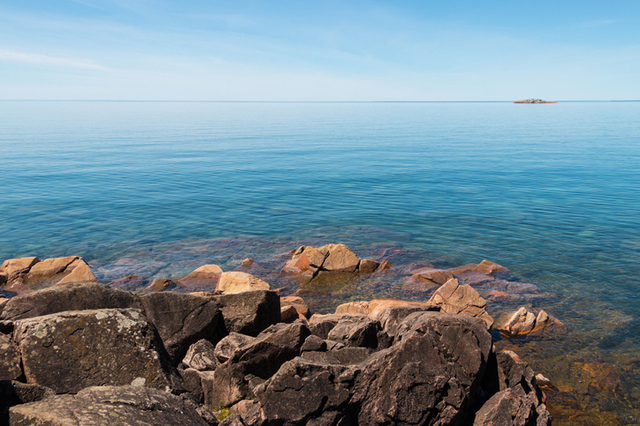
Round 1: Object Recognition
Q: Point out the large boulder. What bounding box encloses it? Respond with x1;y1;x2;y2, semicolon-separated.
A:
215;271;270;295
0;381;55;424
352;312;493;425
0;282;143;321
8;385;213;426
140;292;225;364
428;278;494;329
202;322;310;408
13;308;183;394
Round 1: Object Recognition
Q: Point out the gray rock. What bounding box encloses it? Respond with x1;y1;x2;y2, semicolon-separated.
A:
13;308;183;394
8;385;214;426
300;335;327;352
140;292;225;365
352;312;493;425
474;384;550;426
308;313;343;339
0;381;55;424
215;333;256;363
0;333;22;381
0;282;143;321
203;322;310;408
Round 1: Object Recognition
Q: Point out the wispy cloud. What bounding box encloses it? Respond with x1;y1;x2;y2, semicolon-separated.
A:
0;49;106;70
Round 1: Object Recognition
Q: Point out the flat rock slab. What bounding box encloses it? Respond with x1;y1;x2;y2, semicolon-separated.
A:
8;385;211;426
13;308;181;394
0;283;143;321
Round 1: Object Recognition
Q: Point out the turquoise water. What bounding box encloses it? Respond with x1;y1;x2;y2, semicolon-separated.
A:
1;101;640;423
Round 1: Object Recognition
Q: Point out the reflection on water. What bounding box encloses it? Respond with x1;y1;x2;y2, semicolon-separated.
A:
1;101;640;424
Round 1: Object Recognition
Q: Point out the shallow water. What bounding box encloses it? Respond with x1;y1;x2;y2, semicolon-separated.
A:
1;101;639;423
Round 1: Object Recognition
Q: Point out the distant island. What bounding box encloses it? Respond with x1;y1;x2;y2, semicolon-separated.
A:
513;98;558;104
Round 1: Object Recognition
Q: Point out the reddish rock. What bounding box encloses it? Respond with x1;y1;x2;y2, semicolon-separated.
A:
55;258;99;285
281;295;311;318
499;306;561;336
0;257;40;283
428;278;493;329
280;305;299;323
215;271;270;295
358;259;380;274
177;264;223;290
375;260;393;273
281;244;362;280
108;274;146;291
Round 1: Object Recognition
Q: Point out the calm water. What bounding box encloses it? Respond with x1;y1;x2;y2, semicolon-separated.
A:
1;101;639;423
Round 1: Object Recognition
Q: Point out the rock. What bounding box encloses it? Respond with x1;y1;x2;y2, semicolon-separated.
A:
536;373;554;390
280;305;299;323
233;399;262;425
219;414;245;426
209;290;281;336
335;299;436;323
180;367;206;403
513;98;557;104
148;277;175;291
301;346;372;366
203;322;310;408
473;384;550;425
178;264;223;290
375;260;393;273
428;278;494;329
235;258;262;273
358;259;380;274
55;257;100;285
352;312;493;425
13;308;183;394
0;381;55;424
403;268;454;291
183;339;219;371
215;333;256;363
216;271;270;295
0;333;22;381
281;244;361;280
140;292;225;364
24;256;77;283
108;274;146;290
0;257;40;283
327;315;380;349
300;334;327;352
499;306;560;336
256;358;354;425
8;385;213;426
0;282;143;321
281;295;311;318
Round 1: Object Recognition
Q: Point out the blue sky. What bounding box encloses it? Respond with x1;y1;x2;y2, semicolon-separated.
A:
1;1;638;100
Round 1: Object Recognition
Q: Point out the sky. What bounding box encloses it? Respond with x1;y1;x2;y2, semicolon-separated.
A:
1;0;639;101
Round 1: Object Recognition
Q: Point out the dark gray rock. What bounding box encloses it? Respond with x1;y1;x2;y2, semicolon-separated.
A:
203;322;310;408
140;292;225;365
215;332;256;363
210;290;281;336
0;282;143;321
181;367;206;403
473;384;550;426
183;339;219;371
8;385;215;426
13;308;183;394
0;333;22;381
352;312;493;425
300;347;372;366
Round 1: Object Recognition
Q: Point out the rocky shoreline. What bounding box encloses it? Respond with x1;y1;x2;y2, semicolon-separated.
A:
1;244;555;425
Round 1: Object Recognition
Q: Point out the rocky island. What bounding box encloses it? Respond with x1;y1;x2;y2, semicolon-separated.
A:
513;99;558;104
0;244;554;425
